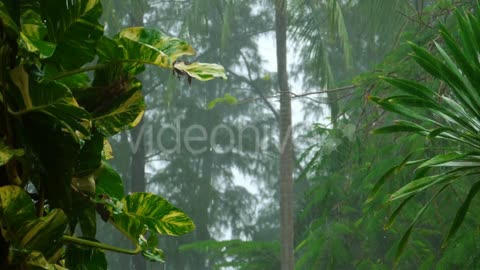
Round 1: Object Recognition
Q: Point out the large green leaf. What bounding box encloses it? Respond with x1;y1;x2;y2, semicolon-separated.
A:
9;65;91;138
24;251;68;270
111;193;195;238
19;31;56;59
40;0;104;69
78;205;97;237
92;81;145;137
0;186;68;258
173;61;228;81
0;185;36;240
19;9;56;58
117;27;195;61
0;139;24;166
95;162;125;200
17;209;68;258
101;193;193;262
21;9;47;40
75;129;104;177
65;239;107;270
96;27;227;81
0;2;19;35
22;113;82;212
96;27;194;70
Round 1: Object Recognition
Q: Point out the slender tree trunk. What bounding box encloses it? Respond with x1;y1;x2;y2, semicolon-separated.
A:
275;0;295;269
130;4;146;270
131;122;146;270
131;123;146;194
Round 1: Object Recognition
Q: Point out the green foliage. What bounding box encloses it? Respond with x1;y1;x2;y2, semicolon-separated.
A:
294;1;480;269
370;7;480;265
180;240;280;270
0;0;225;269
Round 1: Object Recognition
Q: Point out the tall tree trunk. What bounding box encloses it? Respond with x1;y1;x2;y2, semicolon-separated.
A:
131;122;146;270
275;0;295;269
131;123;146;193
130;4;146;270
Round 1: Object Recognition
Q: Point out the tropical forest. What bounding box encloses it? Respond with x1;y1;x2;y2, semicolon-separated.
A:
2;0;480;269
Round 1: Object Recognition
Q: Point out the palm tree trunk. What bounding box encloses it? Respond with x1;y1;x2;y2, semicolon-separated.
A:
275;0;295;269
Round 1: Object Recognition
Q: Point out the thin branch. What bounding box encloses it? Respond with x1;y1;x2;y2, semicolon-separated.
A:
396;9;433;29
237;84;357;105
226;68;280;121
47;64;104;81
290;84;357;98
239;51;279;121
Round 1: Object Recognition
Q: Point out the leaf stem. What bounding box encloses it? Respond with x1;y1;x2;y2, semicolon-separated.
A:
47;59;176;81
62;235;142;255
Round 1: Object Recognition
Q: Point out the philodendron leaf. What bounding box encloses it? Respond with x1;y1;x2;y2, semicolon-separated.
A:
41;0;104;69
78;206;97;238
95;162;125;200
19;32;56;59
103;139;114;160
75;129;104;177
21;9;47;40
0;2;19;35
117;27;195;61
17;209;68;258
0;185;36;240
173;61;227;81
0;139;24;166
9;66;91;137
19;9;56;58
96;27;227;81
25;251;68;270
110;192;195;241
97;27;194;71
65;239;107;270
93;84;145;137
0;186;68;258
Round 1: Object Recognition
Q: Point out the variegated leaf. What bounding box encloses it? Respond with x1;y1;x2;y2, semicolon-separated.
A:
111;193;195;238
